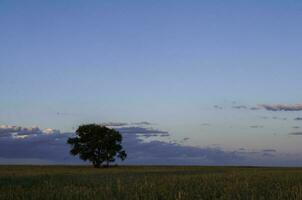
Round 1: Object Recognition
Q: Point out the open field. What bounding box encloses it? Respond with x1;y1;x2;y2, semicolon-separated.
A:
1;166;302;200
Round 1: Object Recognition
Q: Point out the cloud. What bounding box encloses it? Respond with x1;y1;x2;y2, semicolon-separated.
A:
0;127;75;163
201;123;211;126
100;121;153;127
233;148;277;161
220;102;302;112
56;112;81;116
100;122;129;127
289;132;302;136
181;137;190;142
234;148;276;154
0;124;245;165
1;124;301;166
270;116;287;121
0;125;60;137
132;122;153;126
259;104;302;111
122;137;241;165
249;125;264;129
42;128;60;134
213;105;223;110
250;107;261;110
262;149;277;153
262;153;275;157
116;127;170;137
230;105;261;111
295;117;302;121
232;105;248;109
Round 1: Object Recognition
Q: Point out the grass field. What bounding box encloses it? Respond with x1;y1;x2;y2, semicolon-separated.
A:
1;165;302;200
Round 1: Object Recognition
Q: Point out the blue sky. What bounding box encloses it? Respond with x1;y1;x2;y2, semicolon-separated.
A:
1;0;302;165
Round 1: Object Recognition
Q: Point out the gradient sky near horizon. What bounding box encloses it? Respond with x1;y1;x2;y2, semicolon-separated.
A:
1;0;302;165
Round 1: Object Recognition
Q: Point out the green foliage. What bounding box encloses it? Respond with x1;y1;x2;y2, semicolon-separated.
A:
1;166;302;200
67;124;127;168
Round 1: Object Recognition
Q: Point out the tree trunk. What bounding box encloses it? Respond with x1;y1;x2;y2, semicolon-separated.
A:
105;152;110;168
93;160;101;168
94;148;101;168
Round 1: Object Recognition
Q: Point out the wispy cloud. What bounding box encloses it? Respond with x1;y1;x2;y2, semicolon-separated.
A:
100;121;153;127
262;149;277;153
132;122;153;126
250;107;261;110
289;132;302;136
231;103;302;112
116;127;169;137
100;122;129;127
201;123;211;126
213;105;223;110
230;104;261;110
232;105;248;109
272;116;287;120
259;104;302;111
234;148;277;159
258;116;287;120
249;125;264;129
56;112;82;116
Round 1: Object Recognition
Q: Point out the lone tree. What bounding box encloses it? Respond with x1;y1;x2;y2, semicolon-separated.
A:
67;124;127;168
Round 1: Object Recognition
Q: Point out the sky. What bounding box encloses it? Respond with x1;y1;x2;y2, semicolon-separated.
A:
1;0;302;166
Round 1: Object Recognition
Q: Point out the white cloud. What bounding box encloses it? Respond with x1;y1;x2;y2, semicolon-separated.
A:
42;128;60;134
0;125;61;139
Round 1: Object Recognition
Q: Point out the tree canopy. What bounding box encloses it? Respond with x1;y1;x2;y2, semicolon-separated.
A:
67;124;127;168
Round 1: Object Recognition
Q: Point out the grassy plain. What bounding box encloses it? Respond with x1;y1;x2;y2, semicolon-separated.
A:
0;165;302;200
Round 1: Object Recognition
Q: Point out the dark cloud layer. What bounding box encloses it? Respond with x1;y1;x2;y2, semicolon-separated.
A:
0;125;243;165
1;124;300;166
122;136;241;165
0;127;74;163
